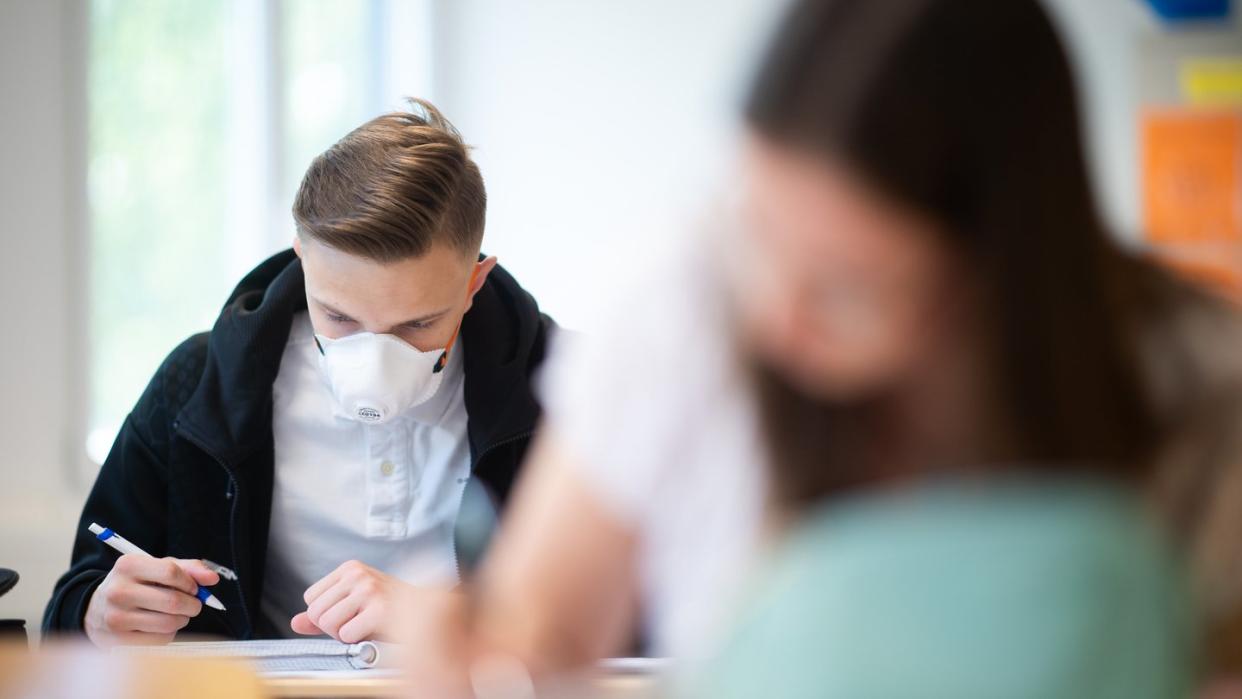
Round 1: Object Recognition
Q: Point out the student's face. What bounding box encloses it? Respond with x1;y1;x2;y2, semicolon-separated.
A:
733;135;963;400
295;237;495;352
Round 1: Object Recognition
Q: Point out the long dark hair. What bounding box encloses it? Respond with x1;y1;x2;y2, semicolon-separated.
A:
744;0;1168;508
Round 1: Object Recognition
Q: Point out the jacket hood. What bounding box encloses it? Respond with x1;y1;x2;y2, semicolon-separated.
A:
175;248;549;470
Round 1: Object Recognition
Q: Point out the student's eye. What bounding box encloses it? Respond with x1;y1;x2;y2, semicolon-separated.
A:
326;313;354;324
404;321;432;330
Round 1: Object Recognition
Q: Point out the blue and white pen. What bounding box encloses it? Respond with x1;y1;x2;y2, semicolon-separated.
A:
87;522;227;611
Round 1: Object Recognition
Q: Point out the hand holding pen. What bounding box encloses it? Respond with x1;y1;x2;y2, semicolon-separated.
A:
82;522;227;647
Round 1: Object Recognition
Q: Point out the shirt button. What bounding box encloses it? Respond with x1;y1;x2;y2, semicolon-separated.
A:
380;461;396;476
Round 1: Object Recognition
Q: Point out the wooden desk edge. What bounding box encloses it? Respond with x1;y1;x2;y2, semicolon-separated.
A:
262;675;405;698
261;672;657;698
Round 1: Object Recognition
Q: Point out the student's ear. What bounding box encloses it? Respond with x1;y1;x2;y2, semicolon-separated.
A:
464;256;498;312
293;235;303;258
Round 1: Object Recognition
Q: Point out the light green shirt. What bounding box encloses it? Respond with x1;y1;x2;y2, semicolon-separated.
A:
687;479;1194;699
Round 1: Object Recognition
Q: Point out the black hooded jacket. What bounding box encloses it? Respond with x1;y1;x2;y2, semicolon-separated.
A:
43;249;554;639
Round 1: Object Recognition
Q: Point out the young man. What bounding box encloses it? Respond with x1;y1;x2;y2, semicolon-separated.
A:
43;100;555;645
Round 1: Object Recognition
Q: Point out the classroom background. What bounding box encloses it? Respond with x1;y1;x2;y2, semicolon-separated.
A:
1;0;1240;640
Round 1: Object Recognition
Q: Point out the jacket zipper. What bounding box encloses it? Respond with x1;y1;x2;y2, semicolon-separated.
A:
471;430;534;472
456;430;534;579
175;424;254;640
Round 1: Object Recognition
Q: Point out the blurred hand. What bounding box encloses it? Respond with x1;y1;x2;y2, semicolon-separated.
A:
291;560;409;643
398;588;536;699
84;554;220;647
399;585;474;699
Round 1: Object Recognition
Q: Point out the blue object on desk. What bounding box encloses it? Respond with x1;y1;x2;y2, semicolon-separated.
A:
1145;0;1230;21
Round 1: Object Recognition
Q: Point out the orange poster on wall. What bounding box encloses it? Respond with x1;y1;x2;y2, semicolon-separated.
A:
1142;109;1242;243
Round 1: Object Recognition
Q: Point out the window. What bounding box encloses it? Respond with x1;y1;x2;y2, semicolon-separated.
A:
85;0;432;465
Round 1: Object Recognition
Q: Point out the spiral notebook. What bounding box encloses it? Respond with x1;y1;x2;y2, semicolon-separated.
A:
117;638;388;674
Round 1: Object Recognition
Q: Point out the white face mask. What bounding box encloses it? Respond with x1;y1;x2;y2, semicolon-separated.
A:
315;332;453;424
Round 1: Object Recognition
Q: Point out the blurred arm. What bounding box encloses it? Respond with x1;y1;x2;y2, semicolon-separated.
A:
403;430;641;692
473;430;641;671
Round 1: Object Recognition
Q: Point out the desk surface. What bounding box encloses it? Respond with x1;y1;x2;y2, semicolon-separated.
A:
262;673;658;698
262;675;402;698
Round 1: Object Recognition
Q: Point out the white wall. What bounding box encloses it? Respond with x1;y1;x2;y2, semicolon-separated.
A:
431;0;780;329
0;0;85;640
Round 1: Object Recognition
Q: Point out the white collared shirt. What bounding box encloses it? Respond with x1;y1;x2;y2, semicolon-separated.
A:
260;311;471;637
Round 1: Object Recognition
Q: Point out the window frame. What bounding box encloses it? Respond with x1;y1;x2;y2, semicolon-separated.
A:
75;0;436;482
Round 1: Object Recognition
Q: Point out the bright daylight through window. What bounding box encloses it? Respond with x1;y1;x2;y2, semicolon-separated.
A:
86;0;429;465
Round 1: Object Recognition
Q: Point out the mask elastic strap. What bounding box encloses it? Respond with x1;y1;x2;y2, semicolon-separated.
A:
433;263;481;374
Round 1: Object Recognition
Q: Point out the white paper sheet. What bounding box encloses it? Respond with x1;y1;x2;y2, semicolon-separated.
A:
117;638;385;673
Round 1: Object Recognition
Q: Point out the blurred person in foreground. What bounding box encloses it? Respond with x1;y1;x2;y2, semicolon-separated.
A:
401;0;1242;694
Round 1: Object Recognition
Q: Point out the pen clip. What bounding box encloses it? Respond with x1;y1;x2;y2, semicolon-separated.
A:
200;559;238;581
